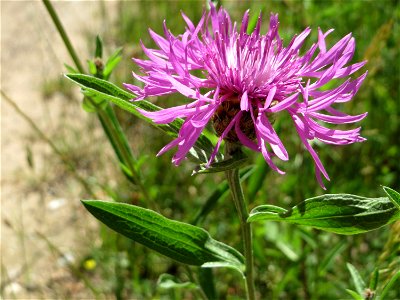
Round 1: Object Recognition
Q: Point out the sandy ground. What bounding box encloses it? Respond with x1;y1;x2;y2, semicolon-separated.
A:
1;1;118;298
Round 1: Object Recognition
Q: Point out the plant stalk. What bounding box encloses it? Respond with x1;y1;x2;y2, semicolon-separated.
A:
42;0;85;73
42;0;155;208
225;145;256;300
96;104;154;207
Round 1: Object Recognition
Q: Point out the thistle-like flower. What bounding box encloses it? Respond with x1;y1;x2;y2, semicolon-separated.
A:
125;5;367;188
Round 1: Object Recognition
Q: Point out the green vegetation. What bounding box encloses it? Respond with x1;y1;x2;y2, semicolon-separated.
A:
8;0;398;299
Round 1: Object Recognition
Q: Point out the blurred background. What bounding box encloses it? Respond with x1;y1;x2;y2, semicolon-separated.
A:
1;0;399;299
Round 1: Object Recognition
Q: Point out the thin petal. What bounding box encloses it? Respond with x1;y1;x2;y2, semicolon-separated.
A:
240;91;249;111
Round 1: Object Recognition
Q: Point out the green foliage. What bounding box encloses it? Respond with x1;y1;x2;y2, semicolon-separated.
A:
318;240;347;276
383;186;400;209
248;189;400;234
346;289;364;300
65;74;222;164
369;268;379;291
82;200;244;272
51;0;399;299
380;270;400;299
95;35;103;58
347;263;367;295
103;47;123;80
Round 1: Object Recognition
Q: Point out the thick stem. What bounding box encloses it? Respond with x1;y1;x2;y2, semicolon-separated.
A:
225;144;256;300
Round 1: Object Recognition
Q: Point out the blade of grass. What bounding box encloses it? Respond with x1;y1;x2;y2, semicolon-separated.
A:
379;270;400;299
318;240;347;276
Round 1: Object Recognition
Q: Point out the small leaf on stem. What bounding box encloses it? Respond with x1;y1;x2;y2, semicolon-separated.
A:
345;289;364;300
347;262;366;295
382;186;400;209
369;268;379;291
103;47;123;80
95;35;103;58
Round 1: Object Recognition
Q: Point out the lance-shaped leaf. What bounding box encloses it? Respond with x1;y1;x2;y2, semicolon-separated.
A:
103;47;122;80
248;191;400;235
345;289;364;300
82;200;244;272
65;74;222;164
383;186;400;209
347;263;366;296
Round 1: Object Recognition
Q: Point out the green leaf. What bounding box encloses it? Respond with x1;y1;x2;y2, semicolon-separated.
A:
382;186;400;209
119;162;135;184
275;241;299;262
82;200;244;272
347;263;366;295
64;63;78;74
157;274;197;290
248;194;400;235
346;289;364;300
82;96;98;113
369;268;379;291
247;8;263;34
65;74;222;164
82;95;108;113
103;47;123;80
88;60;97;76
379;270;400;299
95;35;103;58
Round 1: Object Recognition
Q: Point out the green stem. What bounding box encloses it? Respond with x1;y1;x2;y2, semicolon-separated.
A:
42;0;155;208
42;0;85;73
183;266;209;300
97;105;154;207
225;144;256;300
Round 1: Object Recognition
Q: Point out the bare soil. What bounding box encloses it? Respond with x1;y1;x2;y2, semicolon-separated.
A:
1;1;118;298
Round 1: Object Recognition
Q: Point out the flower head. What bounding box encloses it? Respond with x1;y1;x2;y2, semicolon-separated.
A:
124;5;367;188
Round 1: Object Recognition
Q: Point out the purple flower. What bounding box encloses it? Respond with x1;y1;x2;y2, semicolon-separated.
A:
124;5;367;188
